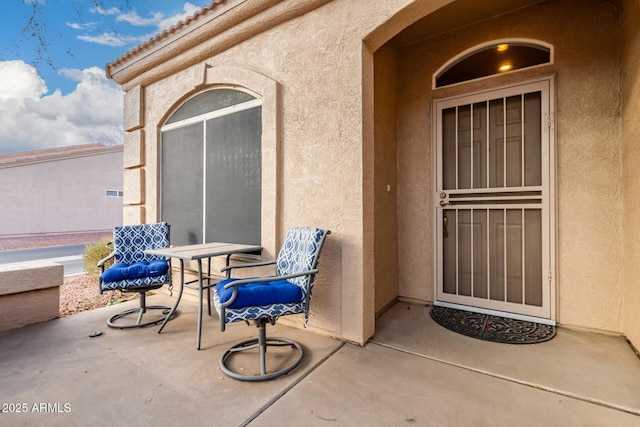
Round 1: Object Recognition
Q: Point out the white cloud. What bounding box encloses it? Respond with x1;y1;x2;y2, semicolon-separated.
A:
77;32;148;47
66;21;97;31
0;60;48;100
74;3;204;46
117;11;164;27
0;61;124;154
157;3;202;31
91;6;120;16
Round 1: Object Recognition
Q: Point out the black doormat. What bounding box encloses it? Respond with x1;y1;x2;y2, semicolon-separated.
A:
430;305;556;344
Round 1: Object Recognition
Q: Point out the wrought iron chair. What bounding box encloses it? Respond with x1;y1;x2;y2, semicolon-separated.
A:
213;227;330;381
98;222;174;329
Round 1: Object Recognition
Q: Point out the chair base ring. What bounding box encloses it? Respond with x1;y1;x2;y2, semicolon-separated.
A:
219;337;304;381
107;305;174;329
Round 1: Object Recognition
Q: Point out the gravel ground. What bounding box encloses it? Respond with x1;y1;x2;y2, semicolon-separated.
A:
0;231;134;317
59;275;132;317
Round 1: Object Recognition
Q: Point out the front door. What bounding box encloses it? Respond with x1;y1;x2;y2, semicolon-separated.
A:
434;77;555;322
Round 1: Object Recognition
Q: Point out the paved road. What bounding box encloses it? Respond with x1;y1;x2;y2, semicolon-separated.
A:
0;245;87;276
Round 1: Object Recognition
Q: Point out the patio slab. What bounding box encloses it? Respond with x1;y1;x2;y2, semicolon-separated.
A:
370;302;640;416
254;342;640;426
1;298;639;426
255;302;640;426
0;295;342;426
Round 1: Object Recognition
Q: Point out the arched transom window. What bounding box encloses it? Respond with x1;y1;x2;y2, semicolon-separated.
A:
160;88;262;246
435;40;552;88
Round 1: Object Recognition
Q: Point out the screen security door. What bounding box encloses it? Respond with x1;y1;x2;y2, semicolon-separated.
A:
434;78;555;321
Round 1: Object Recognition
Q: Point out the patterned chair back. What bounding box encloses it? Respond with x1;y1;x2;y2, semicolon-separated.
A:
275;227;329;298
113;223;170;264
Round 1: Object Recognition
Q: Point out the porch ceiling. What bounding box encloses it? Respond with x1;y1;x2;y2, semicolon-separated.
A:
394;0;547;47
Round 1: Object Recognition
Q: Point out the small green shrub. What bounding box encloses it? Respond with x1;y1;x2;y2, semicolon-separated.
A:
84;237;114;279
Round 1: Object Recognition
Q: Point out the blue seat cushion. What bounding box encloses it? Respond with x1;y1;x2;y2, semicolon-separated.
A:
216;279;302;309
101;260;169;283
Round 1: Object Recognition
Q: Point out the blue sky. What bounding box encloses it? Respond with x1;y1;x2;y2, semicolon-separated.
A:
0;1;212;154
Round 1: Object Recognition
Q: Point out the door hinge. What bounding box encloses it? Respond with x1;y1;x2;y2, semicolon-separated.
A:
547;269;552;282
544;113;554;129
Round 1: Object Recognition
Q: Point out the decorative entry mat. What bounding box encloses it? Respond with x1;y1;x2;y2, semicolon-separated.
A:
430;305;556;344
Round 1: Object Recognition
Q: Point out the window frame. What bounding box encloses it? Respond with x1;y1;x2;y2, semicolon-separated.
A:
433;39;553;89
159;86;264;247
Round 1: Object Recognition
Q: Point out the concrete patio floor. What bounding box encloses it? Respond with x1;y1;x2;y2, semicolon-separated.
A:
1;296;639;426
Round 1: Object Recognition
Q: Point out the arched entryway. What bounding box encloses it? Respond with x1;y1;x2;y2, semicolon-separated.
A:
366;0;556;327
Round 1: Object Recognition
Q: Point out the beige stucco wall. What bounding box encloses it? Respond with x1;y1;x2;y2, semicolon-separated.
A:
373;43;400;314
621;0;640;349
110;0;637;342
396;0;625;332
111;0;439;344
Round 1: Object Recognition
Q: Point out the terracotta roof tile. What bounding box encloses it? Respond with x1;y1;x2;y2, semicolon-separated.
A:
106;0;230;75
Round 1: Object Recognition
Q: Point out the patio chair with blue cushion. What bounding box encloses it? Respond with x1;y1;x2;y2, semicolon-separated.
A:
98;222;174;329
213;227;330;381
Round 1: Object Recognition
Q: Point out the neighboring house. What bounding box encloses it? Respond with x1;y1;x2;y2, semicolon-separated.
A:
0;144;123;236
105;0;640;350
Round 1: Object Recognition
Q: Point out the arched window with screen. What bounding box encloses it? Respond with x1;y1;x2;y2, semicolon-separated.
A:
160;88;262;247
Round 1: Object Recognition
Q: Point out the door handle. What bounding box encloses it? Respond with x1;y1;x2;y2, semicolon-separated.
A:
443;210;449;239
439;192;449;207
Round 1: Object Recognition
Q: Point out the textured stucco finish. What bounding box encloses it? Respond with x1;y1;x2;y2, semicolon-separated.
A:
396;0;625;333
123;85;144;132
123;129;144;169
0;262;63;332
110;0;639;345
621;0;640;348
373;43;400;314
122;167;144;206
110;0;425;344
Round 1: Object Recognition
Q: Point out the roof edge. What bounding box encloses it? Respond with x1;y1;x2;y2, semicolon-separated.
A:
106;0;245;81
106;0;334;89
0;144;123;170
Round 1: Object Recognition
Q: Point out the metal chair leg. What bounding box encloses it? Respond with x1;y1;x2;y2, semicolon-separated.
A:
219;319;304;381
107;291;174;329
